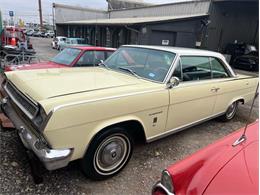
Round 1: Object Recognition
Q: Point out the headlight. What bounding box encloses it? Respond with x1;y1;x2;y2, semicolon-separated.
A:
161;170;174;193
32;105;47;130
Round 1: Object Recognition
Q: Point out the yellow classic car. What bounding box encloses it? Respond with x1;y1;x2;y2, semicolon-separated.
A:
1;45;258;180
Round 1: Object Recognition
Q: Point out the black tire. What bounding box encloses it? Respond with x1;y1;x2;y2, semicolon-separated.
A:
219;101;238;122
81;127;133;180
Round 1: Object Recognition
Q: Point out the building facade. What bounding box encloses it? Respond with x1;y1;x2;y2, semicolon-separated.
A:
55;0;258;52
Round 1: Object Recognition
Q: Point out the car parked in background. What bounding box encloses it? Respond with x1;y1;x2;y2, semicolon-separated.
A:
45;30;55;38
4;46;116;71
152;120;258;195
59;37;90;50
1;45;258;180
52;36;67;50
26;29;35;36
233;45;259;71
32;31;42;37
225;43;259;71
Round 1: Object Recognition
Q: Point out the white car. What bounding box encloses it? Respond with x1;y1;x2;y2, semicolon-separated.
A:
52;36;67;50
45;31;55;38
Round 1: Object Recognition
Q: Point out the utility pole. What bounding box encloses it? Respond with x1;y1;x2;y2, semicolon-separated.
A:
52;3;56;36
38;0;43;31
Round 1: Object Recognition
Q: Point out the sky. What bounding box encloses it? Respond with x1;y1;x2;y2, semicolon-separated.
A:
0;0;185;24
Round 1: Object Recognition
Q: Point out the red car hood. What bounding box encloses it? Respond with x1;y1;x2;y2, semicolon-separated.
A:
204;140;258;194
5;61;67;71
167;122;259;195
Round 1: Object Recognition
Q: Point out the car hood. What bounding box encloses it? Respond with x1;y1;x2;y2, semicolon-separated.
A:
168;122;258;195
5;67;151;103
5;61;67;71
204;140;258;194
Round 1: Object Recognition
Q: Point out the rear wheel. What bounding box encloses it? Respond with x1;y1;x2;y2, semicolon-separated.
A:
219;101;238;122
81;127;133;180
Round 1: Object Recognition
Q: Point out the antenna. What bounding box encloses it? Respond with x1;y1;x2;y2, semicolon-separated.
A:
243;82;259;134
233;82;259;147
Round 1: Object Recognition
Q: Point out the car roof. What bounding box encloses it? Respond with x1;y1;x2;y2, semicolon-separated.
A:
71;46;116;51
123;45;224;59
56;36;67;39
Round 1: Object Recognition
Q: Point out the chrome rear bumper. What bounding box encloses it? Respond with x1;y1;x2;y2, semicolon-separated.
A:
1;97;73;170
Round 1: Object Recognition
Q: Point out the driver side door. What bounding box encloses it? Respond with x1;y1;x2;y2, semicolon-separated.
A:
166;56;218;131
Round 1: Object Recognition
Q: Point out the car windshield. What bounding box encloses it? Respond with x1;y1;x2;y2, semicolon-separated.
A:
104;47;176;82
51;48;81;65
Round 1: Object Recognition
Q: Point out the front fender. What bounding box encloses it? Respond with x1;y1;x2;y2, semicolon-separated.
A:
43;114;147;160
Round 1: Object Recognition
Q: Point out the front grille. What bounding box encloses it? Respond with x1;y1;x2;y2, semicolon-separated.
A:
4;81;38;118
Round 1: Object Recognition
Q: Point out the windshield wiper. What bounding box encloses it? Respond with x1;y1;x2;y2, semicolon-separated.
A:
118;67;139;78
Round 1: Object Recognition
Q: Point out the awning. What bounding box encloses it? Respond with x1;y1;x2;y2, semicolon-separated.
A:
58;14;208;26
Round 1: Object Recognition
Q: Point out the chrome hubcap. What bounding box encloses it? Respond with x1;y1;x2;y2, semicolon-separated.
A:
226;102;236;119
94;134;130;175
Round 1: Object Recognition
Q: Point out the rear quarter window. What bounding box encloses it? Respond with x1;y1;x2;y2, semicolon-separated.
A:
210;57;230;78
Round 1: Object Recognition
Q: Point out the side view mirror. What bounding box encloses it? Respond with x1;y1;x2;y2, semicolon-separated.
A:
97;60;104;66
168;76;180;88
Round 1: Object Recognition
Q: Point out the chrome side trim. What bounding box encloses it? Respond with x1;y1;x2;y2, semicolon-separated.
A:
47;83;139;99
147;112;225;143
52;88;165;112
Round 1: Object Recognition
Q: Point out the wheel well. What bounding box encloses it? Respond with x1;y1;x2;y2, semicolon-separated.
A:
237;98;245;104
94;120;146;145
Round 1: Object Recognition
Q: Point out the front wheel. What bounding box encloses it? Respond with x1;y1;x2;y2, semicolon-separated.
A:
219;101;238;122
81;127;133;180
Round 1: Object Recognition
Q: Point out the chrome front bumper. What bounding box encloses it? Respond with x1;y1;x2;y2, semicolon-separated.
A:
152;182;175;195
1;97;73;171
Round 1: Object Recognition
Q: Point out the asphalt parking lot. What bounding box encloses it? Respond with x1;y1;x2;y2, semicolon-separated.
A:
0;37;259;194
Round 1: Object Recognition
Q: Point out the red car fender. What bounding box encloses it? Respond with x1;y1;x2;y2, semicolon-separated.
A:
167;122;258;195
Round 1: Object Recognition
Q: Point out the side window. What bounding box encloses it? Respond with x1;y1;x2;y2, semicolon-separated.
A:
106;51;114;58
172;60;182;81
210;58;229;78
180;56;211;81
76;51;95;67
94;51;105;65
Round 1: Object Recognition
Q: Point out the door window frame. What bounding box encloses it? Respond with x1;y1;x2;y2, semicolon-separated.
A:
171;55;232;84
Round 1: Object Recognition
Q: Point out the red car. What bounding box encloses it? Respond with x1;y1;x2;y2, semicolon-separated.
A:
4;46;116;71
152;121;258;195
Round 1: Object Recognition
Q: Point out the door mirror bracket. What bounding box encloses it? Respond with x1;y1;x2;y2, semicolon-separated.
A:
167;76;180;89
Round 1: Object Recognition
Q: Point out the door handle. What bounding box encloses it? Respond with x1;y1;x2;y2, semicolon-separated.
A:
211;87;220;92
